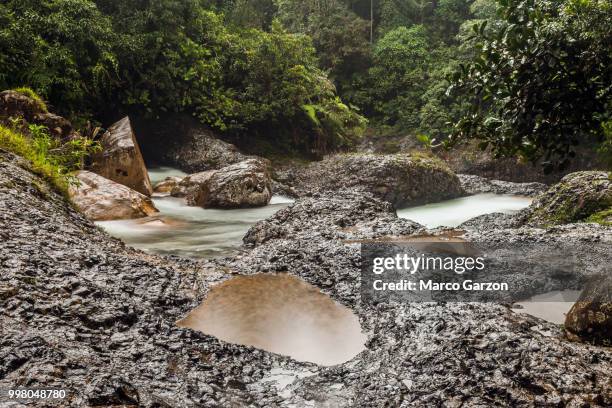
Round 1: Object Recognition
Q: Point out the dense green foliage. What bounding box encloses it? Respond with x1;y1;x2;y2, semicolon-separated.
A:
450;0;612;169
1;0;609;164
0;0;364;155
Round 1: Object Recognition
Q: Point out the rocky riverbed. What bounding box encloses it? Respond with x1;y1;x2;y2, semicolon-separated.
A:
1;150;611;407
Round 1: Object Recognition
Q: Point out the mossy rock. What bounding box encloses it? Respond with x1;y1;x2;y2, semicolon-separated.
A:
524;171;612;227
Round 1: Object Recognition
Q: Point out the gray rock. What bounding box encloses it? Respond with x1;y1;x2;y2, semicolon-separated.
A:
174;159;272;208
132;114;248;173
1;150;611;407
458;174;547;197
89;116;153;196
296;153;465;207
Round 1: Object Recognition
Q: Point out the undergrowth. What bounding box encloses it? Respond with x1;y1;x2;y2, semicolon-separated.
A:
0;123;99;195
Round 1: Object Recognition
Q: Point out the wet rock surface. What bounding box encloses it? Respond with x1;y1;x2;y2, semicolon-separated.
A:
295;153;465;207
1;152;611;407
173;159;272;209
89;116;153;196
68;170;158;221
458;174;547;197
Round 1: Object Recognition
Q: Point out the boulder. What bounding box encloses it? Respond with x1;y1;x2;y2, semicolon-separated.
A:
132;114;248;173
69;171;158;221
296;153;464;207
0;90;73;140
89;117;153;196
565;275;611;346
153;176;182;194
521;171;612;226
172;159;272;208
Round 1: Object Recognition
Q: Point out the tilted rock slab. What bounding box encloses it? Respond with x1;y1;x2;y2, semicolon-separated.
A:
69;171;158;221
90;116;153;196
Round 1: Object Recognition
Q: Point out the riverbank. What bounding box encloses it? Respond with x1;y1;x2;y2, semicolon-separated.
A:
1;151;610;406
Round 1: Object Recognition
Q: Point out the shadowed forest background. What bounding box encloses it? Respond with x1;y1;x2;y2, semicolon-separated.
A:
0;0;610;169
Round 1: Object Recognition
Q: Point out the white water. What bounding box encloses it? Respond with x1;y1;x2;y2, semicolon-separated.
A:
96;167;294;258
397;193;533;228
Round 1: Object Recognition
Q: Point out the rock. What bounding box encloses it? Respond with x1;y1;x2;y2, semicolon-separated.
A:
458;174;547;197
89;117;153;196
153;176;182;194
1;150;612;407
173;159;272;209
132;114;248;173
296;153;464;207
565;276;612;346
243;190;424;246
68;171;158;221
521;171;612;226
0;90;73;140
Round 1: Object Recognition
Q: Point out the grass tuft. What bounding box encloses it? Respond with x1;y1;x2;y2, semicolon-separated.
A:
12;87;48;112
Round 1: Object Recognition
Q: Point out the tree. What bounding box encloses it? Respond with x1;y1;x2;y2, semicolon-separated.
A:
450;0;612;170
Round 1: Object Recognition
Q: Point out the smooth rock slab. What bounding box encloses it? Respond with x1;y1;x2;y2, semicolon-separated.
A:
69;171;158;221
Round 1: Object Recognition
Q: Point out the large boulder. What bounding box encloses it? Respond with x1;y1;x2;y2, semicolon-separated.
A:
69;171;158;221
172;159;272;208
132;114;247;173
89;117;153;196
565;275;611;346
296;153;464;207
521;171;612;227
0;90;73;140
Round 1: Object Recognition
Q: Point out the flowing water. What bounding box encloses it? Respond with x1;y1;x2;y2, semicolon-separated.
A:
397;193;533;228
177;274;367;366
96;167;294;258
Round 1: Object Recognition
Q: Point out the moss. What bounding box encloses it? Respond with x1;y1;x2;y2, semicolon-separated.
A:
586;208;612;226
12;87;48;112
0;125;69;195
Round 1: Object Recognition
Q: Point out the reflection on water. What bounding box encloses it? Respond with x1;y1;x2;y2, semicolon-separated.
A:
397;193;532;228
512;290;581;324
177;274;367;366
96;167;293;258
